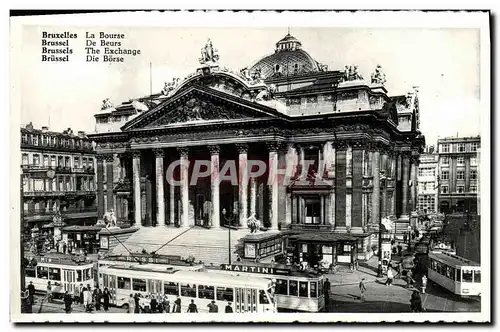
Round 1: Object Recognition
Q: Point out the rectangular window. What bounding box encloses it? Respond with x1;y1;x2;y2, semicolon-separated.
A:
74;156;80;168
33;154;40;165
275;279;288;295
310;282;318;298
25;267;36;278
458;143;466;152
441;186;449;194
473;270;481;283
441;157;449;165
289;280;298;296
470;186;477;193
43;155;49;167
22;154;28;165
49;267;61;281
304;199;321;224
198;284;215;300
457;157;465;165
471;142;480;152
132;278;147;292
462;269;473;283
457;171;465;180
33;135;39;146
457;186;465;194
76;270;82;282
117;277;131;290
36;266;49;279
180;283;197;298
441;171;449;180
441;144;449;153
164;282;179;296
51;156;56;167
216;287;234;302
147;279;162;294
22;133;28;144
470;170;477;180
299;281;308;297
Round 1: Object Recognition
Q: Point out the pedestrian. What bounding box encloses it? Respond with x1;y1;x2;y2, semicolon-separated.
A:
63;242;67;254
225;302;233;313
407;270;413;289
95;286;102;311
403;233;408;244
359;278;367;301
385;267;394;286
102;287;110;311
84;286;93;312
173;296;181;313
27;281;35;305
63;290;72;313
73;285;80;304
163;297;171;313
323;278;331;305
207;300;218;312
410;290;423;312
421;275;427;294
128;294;135;314
187;299;198;313
150;293;158;313
134;293;140;313
397;243;403;256
46;281;53;303
79;284;84;305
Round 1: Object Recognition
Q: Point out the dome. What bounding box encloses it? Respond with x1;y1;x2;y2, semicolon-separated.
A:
248;34;324;80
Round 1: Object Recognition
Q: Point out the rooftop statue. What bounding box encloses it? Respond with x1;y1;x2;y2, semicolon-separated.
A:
342;65;364;82
370;64;387;85
162;77;180;95
101;98;114;110
199;38;220;65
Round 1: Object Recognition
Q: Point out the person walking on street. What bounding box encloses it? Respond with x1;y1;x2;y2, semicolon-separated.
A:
83;286;92;312
385;267;394;286
187;299;198;313
410;290;423;312
407;270;414;289
397;243;403;256
127;294;135;314
150;293;158;313
421;274;427;294
63;290;73;313
27;281;35;305
173;296;181;313
102;287;110;311
46;281;53;303
207;300;218;312
323;278;331;305
359;278;367;301
95;286;102;311
134;293;140;313
163;297;170;313
225;302;233;313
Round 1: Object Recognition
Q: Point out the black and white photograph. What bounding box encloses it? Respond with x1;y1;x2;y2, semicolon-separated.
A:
9;10;490;323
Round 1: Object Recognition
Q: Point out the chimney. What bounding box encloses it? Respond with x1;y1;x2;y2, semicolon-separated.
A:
41;126;49;133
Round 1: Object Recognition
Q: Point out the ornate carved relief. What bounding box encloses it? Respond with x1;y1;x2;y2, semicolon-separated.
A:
207;145;220;155
153;149;165;158
177;147;189;157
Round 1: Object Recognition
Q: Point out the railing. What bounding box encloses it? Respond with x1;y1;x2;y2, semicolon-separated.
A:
21;140;94;152
23;206;98;217
23;190;95;197
21;165;95;174
289;224;334;231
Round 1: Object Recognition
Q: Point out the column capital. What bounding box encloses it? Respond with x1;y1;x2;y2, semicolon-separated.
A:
236;143;249;154
207;144;220;155
333;140;348;151
104;154;114;162
177;147;189;157
266;141;278;152
96;155;105;162
132;151;142;159
348;139;368;150
153;149;165;158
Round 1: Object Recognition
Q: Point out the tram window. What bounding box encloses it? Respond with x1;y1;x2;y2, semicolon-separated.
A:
310;282;318;298
148;279;162;294
444;266;453;280
117;277;131;290
76;270;82;282
180;283;196;298
299;281;308;297
259;290;269;304
132;278;147;292
462;269;473;283
456;268;461;282
25;267;36;278
473;270;481;283
36;266;49;279
216;287;234;302
85;268;92;280
430;259;436;271
164;282;179;296
198;285;215;300
49;268;61;281
275;279;288;295
289;280;298;296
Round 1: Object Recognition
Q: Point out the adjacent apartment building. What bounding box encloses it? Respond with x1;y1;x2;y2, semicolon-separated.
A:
417;146;439;213
21;123;98;231
437;136;480;214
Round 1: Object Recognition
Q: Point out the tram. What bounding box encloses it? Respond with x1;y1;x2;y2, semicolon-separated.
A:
99;264;277;313
427;251;481;296
24;254;94;297
213;263;325;312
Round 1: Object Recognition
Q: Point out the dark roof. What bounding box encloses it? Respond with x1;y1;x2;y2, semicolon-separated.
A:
289;233;359;242
250;49;320;80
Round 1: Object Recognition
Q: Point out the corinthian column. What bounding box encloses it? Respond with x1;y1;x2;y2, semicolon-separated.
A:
177;147;189;228
154;149;165;227
237;143;249;227
371;144;380;226
132;151;142;227
208;145;220;228
267;142;279;230
96;155;105;219
105;154;114;212
401;152;410;218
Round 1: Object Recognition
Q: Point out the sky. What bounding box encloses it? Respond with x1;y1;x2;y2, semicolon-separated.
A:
16;26;481;146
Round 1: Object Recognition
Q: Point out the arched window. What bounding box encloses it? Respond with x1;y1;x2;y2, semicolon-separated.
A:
275;64;280;73
294;63;299;74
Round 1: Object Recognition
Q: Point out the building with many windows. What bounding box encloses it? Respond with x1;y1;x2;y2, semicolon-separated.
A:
417;147;439;213
89;34;425;266
437;136;480;214
21;123;97;231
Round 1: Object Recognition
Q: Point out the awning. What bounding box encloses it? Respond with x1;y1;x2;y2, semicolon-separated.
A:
288;233;358;242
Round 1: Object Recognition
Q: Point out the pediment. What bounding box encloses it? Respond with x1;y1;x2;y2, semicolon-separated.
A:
122;86;284;131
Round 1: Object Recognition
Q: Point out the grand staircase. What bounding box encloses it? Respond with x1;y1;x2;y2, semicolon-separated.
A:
110;226;252;266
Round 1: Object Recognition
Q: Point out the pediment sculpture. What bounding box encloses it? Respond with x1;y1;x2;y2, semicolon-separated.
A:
370;64;387;85
255;84;277;101
162;77;180;96
342;65;364;82
101;98;114;110
199;38;220;65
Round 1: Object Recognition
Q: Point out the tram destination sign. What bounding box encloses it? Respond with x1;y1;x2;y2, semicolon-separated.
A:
220;263;291;276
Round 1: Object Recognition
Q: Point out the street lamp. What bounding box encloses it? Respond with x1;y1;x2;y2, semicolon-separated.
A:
222;207;237;264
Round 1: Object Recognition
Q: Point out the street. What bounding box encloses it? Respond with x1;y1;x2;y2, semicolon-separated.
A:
29;295;127;314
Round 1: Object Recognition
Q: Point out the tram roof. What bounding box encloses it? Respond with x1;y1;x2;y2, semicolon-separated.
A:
26;254;94;267
101;265;273;288
429;251;480;268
